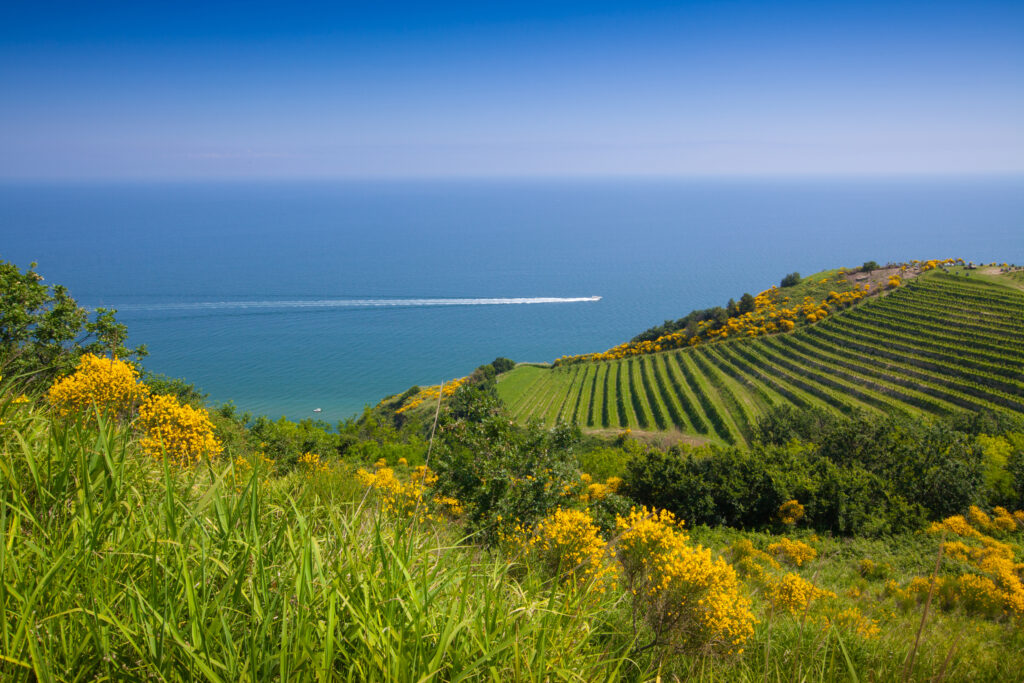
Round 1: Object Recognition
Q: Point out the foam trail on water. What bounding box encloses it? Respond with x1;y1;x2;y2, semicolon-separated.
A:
113;296;602;312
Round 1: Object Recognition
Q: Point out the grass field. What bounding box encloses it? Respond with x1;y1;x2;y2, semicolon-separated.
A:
498;272;1024;443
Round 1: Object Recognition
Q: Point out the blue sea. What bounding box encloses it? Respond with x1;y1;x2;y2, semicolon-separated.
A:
2;177;1022;421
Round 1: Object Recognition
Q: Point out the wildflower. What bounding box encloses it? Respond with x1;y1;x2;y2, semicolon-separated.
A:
767;538;817;567
137;394;222;465
46;354;149;417
522;507;617;591
766;573;835;614
777;499;805;526
616;507;755;655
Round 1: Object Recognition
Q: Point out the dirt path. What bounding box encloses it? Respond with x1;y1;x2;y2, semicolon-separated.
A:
582;427;712;449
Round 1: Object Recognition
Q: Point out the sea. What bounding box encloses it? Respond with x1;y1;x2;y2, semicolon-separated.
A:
2;177;1022;422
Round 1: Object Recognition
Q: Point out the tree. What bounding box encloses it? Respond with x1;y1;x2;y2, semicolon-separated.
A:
862;261;880;273
738;293;756;314
780;272;801;287
0;260;146;386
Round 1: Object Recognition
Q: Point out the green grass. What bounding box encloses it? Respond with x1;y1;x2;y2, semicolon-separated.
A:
0;400;637;681
500;272;1024;442
3;394;1024;680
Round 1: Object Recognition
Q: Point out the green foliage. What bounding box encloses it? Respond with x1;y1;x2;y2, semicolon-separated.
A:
143;371;208;406
579;444;634;480
490;356;516;374
862;260;880;272
247;414;342;469
624;408;1000;535
506;273;1024;452
0;398;634;681
753;404;842;445
432;383;583;540
0;259;146;387
780;271;801;287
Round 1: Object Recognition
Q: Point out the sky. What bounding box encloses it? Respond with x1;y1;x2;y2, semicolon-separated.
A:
1;0;1022;179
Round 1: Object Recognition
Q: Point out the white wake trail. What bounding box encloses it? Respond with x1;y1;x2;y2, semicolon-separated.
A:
114;296;602;312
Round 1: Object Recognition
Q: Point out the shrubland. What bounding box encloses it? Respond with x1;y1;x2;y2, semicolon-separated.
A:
3;258;1024;681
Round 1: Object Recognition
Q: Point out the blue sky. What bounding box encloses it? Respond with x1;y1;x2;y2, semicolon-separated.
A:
2;0;1022;179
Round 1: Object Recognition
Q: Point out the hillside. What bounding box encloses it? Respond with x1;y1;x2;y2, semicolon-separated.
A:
498;268;1024;443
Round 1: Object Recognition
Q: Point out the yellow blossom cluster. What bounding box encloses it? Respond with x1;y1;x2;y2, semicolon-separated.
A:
555;281;868;366
615;507;755;654
825;285;869;309
768;538;818;567
766;572;836;614
298;451;327;473
395;376;467;414
899;507;1024;620
887;275;902;289
137;394;223;465
578;473;623;502
777;499;805;526
355;464;451;521
46;354;149;417
518;507;617;592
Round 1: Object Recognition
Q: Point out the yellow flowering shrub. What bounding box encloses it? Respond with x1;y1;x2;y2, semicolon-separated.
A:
395;377;467;414
298;451;327;473
46;354;149;417
356;464;441;520
728;539;779;579
768;538;817;567
777;499;805;526
137;394;222;465
766;572;835;614
520;507;617;591
909;509;1024;621
434;496;464;517
616;507;755;655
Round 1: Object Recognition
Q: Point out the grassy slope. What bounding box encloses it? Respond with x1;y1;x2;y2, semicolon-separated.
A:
499;270;1024;442
4;398;1023;681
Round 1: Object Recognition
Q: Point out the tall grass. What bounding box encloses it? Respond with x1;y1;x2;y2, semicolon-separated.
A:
3;395;1023;681
0;402;635;681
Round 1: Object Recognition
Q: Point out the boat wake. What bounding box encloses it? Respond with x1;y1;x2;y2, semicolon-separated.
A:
113;296;602;312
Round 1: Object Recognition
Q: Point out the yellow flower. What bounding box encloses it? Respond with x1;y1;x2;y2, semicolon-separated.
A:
137;394;222;465
46;354;149;417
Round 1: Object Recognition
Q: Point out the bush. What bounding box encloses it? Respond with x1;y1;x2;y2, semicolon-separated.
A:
627;409;993;535
780;272;801;287
862;260;880;272
431;384;582;540
137;393;223;465
46;353;149;418
491;357;516;374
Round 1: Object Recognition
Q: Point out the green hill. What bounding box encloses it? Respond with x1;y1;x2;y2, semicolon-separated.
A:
498;270;1024;444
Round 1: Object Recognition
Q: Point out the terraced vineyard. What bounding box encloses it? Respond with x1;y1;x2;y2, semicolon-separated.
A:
497;273;1024;444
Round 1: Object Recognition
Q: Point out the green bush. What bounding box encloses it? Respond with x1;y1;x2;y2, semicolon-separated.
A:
780;271;801;287
432;384;583;540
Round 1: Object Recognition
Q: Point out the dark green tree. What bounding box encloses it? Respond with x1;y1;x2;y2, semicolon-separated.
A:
780;272;801;287
0;260;146;386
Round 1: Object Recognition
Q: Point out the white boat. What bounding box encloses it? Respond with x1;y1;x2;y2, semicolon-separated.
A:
312;408;322;413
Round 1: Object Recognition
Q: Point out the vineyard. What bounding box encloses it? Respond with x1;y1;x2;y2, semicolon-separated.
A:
497;272;1024;444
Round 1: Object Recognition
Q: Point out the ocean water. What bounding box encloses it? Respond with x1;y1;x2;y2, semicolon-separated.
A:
2;177;1022;421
